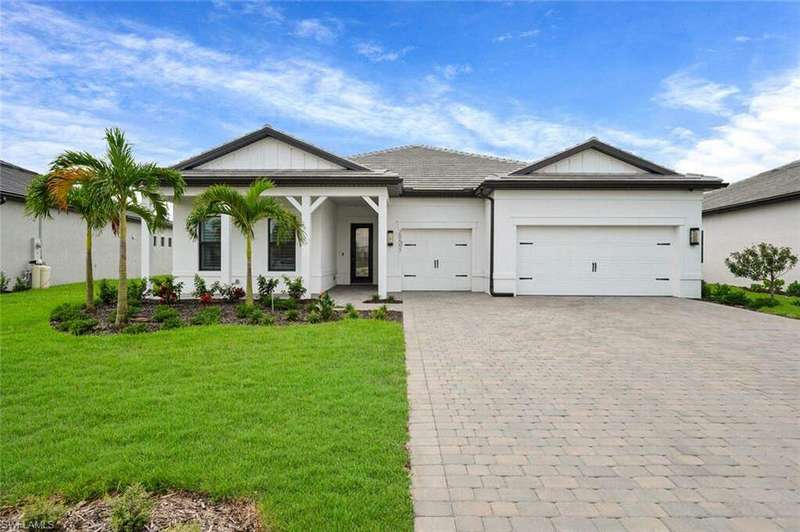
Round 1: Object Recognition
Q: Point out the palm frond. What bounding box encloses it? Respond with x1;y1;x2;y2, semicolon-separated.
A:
245;179;274;205
24;174;56;219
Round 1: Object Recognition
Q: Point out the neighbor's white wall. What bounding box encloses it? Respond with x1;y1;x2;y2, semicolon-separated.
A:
0;199;142;285
535;149;642;174
387;197;489;293
492;189;704;298
703;200;800;285
196;137;343;170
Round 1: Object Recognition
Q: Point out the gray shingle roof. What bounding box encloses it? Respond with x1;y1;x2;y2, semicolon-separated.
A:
0;160;39;199
351;145;527;190
703;160;800;214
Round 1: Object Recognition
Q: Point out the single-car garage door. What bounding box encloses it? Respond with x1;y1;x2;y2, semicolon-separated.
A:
401;229;472;291
516;226;674;296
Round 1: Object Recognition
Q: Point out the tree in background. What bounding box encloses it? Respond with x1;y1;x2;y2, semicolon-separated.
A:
726;242;798;299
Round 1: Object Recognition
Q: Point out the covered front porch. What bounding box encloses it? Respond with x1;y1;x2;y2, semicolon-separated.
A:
165;186;392;299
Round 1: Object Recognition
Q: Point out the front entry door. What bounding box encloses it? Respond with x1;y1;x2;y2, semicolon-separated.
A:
350;223;373;284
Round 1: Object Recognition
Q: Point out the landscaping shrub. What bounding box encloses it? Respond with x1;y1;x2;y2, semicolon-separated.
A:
235;303;254;319
123;323;148;335
13;275;30;292
261;313;275;326
192;274;212;298
199;292;213;304
20;495;67;531
787;281;800;297
216;283;245;303
257;275;279;300
750;297;780;309
792;299;800;307
151;275;183;304
127;304;142;320
370;294;381;303
69;317;99;336
285;309;299;322
317;292;336;321
0;271;8;292
153;305;180;323
283;275;306;301
307;309;321;323
161;316;183;330
271;298;297;311
127;278;148;303
50;302;85;322
720;289;749;307
247;308;265;325
371;305;388;320
99;279;117;305
109;483;152;532
191;306;221;326
344;303;359;319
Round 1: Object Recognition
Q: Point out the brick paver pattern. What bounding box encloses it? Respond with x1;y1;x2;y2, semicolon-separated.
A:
403;294;800;532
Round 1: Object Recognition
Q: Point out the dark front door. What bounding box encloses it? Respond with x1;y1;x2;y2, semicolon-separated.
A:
350;223;373;284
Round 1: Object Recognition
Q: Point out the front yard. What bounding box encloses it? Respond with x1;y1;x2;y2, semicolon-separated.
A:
703;282;800;319
0;284;412;531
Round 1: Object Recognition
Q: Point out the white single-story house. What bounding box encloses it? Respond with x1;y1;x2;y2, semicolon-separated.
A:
702;160;800;285
164;125;724;299
0;160;173;286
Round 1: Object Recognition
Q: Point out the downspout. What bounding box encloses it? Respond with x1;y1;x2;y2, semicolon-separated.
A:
481;186;512;297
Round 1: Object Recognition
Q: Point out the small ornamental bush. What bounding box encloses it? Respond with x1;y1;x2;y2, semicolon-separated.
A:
20;495;67;531
787;281;800;297
371;305;388;321
192;274;212;298
261;313;275;326
123;323;148;335
217;283;245;303
285;309;299;322
68;317;99;336
99;279;117;305
50;302;85;323
307;309;321;324
749;297;780;309
127;278;148;303
386;295;396;303
13;275;30;292
199;292;213;304
791;299;800;307
370;294;381;303
191;306;221;326
272;298;297;311
720;289;749;307
160;316;183;330
151;275;183;304
247;308;265;325
109;483;152;532
317;292;336;321
235;303;254;319
283;275;306;301
0;271;8;292
257;275;279;300
344;303;359;319
152;305;180;323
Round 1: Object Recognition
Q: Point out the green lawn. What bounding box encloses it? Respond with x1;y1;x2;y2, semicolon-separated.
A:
1;284;412;531
739;288;800;319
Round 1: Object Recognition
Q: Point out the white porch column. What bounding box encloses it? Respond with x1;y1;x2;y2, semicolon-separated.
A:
221;215;231;283
300;195;312;290
140;221;151;280
378;194;388;299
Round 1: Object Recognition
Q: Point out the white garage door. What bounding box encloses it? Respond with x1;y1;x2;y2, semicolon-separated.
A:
401;229;472;291
516;226;674;296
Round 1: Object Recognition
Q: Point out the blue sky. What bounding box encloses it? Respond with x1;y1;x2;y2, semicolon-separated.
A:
1;1;798;180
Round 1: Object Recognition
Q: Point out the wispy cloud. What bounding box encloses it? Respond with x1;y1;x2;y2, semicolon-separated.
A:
493;30;540;43
210;0;284;22
436;64;472;80
675;66;800;180
655;71;740;116
354;41;413;63
292;18;342;43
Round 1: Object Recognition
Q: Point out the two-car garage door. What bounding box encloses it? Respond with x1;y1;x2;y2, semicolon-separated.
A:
516;226;674;296
401;229;472;291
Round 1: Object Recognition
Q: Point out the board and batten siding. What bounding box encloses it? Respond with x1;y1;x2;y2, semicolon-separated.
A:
535;148;642;174
196;138;344;170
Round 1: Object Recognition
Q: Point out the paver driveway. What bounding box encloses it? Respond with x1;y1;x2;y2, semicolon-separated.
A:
403;294;800;532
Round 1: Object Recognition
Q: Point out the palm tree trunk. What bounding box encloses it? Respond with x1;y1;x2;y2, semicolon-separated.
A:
85;224;95;312
115;208;128;325
245;234;254;306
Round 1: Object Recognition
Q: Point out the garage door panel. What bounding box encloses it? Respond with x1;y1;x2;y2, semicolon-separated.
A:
401;229;472;291
517;226;674;296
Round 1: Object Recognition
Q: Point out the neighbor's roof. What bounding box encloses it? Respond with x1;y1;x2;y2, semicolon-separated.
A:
0;160;39;200
703;159;800;214
351;145;527;191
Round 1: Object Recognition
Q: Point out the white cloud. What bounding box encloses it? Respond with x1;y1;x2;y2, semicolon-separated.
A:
670;127;695;141
492;33;513;43
354;42;412;63
437;64;472;80
493;31;540;43
734;35;751;43
292;18;341;43
210;0;284;22
656;71;740;116
675;66;800;180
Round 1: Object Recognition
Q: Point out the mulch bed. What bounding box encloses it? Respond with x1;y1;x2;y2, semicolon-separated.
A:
52;299;403;335
362;298;402;304
0;490;263;531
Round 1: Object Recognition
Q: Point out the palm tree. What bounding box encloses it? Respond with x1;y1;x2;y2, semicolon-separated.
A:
25;172;112;311
186;179;303;306
49;128;185;325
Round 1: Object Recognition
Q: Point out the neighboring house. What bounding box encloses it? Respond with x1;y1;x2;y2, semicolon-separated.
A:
702;160;800;285
166;125;723;299
0;160;173;286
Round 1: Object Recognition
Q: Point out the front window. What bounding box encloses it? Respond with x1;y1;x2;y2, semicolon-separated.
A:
268;219;296;271
199;217;221;271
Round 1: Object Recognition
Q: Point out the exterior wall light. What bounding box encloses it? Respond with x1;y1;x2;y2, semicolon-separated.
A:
689;227;700;246
387;230;394;246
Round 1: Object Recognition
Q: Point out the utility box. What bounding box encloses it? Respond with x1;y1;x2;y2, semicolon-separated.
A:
32;265;51;289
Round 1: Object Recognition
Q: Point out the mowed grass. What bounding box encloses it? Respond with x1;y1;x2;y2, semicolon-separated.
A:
741;289;800;319
0;284;412;531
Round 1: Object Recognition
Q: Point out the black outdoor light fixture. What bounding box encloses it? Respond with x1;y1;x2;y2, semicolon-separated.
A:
689;227;700;246
387;230;394;246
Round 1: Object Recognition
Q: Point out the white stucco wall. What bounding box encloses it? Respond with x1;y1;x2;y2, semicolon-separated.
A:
702;200;800;285
491;189;705;298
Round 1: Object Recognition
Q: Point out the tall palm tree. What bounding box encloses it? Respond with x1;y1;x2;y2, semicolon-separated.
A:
186;179;303;306
25;172;112;311
49;128;185;325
